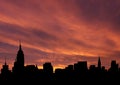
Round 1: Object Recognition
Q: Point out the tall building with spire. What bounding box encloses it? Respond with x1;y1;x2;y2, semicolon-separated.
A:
1;57;10;75
12;42;24;74
97;57;101;69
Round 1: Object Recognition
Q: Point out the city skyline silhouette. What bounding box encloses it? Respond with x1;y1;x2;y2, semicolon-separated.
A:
1;43;119;73
1;0;120;73
0;0;120;84
0;43;120;84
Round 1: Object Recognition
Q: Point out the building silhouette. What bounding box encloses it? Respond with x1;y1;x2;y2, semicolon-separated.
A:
12;43;24;76
97;57;101;69
109;60;119;72
0;58;11;81
74;61;88;73
43;62;53;74
1;57;10;75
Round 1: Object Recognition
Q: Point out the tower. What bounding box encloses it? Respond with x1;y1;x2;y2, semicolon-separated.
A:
97;57;101;69
16;42;24;67
12;42;24;74
1;57;10;75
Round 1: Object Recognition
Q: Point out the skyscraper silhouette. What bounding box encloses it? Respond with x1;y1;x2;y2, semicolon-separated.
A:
98;57;101;69
1;57;10;75
12;42;24;75
1;57;11;81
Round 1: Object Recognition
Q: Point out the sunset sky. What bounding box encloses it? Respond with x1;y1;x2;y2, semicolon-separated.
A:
0;0;120;71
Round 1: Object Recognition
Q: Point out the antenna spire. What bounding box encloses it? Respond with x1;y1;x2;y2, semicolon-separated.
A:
5;56;6;65
19;40;22;50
